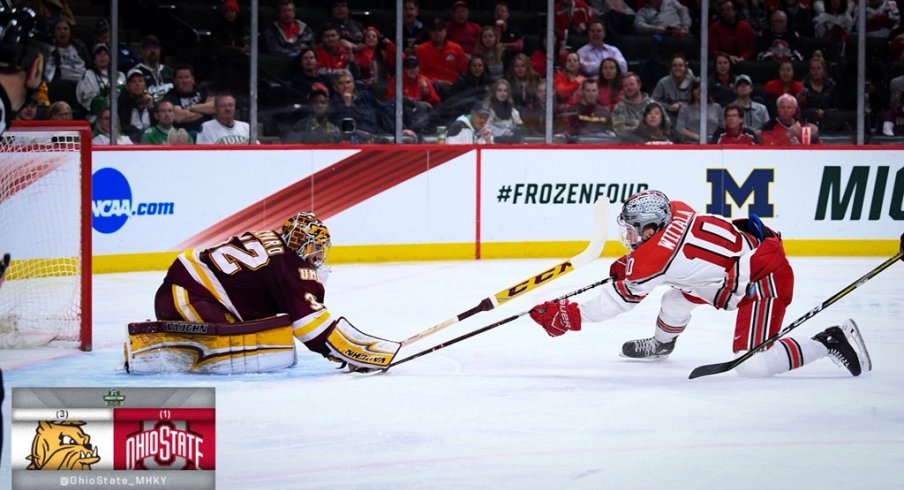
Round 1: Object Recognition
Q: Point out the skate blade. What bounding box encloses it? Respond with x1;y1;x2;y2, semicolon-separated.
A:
618;352;671;360
842;318;872;373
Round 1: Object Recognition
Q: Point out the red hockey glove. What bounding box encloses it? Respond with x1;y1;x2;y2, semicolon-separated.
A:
529;299;582;337
749;237;788;282
609;255;629;280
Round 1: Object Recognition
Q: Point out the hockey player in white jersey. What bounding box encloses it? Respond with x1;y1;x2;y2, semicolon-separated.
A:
530;190;871;377
0;2;46;135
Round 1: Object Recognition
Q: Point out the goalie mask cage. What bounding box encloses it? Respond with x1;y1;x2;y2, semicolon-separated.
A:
0;121;92;350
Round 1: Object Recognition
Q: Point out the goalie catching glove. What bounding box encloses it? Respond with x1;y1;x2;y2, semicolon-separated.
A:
530;299;582;337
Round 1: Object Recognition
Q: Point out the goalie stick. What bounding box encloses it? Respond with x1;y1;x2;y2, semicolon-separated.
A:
689;235;904;380
399;197;610;347
386;277;613;370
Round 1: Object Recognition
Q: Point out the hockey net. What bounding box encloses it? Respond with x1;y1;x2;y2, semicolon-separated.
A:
0;122;92;350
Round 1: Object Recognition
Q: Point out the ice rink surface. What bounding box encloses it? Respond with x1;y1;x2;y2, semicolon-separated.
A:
2;257;903;489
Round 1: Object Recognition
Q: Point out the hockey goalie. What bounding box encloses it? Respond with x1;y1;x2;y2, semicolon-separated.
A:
125;212;400;374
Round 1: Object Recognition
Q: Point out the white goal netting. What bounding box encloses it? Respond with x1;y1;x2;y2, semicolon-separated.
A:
0;129;86;348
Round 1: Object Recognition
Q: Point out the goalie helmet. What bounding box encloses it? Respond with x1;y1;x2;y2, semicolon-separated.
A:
618;190;671;250
281;212;331;267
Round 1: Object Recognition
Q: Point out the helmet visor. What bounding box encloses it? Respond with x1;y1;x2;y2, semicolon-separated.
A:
301;237;330;267
617;215;643;250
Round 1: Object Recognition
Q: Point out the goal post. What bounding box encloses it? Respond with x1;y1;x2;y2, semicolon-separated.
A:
0;121;92;350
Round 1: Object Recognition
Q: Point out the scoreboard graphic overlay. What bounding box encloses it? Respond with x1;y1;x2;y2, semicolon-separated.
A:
11;387;215;490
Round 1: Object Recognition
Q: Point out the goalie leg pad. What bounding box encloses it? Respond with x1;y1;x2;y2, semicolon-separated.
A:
125;315;297;374
324;317;401;370
154;283;238;324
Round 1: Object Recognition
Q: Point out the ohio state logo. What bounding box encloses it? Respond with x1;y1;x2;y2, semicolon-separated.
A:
124;420;205;470
113;408;215;471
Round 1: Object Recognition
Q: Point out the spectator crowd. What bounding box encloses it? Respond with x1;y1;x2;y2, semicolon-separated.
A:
13;0;904;145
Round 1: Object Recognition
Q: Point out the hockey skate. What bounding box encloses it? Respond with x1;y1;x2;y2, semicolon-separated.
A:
812;319;872;376
621;337;676;359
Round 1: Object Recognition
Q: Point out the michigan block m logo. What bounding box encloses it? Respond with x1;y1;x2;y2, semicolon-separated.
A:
706;169;774;217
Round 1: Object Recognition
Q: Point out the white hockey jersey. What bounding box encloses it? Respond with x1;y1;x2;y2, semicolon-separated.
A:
581;201;761;323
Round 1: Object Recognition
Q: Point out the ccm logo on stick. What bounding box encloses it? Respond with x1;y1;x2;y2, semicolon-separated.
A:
503;263;573;298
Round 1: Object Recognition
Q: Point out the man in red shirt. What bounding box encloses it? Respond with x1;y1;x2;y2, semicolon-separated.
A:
710;104;760;144
315;23;354;78
566;79;614;139
554;0;596;41
761;93;821;145
416;18;468;95
386;57;440;137
446;1;481;54
385;57;441;107
708;0;756;63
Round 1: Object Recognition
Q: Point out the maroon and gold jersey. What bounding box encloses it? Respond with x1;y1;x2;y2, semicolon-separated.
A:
156;230;334;353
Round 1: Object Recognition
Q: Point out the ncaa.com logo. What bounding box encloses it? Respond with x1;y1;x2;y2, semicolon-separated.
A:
92;168;175;234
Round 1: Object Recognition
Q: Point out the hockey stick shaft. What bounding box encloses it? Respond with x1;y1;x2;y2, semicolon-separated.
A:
689;249;904;379
387;277;612;370
399;198;610;347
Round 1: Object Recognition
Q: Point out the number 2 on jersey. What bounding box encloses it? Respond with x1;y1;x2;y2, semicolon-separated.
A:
209;239;270;274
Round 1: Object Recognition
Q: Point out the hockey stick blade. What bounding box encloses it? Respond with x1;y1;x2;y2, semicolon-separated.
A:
399;197;610;347
387;277;613;371
689;250;904;379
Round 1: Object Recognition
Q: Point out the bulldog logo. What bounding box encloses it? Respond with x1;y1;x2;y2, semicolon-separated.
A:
26;420;101;470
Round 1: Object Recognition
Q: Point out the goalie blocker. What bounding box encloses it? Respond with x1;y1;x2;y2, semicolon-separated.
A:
125;315;400;374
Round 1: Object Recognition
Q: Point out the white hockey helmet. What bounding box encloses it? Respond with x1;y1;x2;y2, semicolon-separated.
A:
281;212;331;267
617;190;671;250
